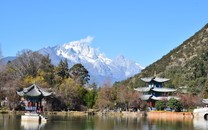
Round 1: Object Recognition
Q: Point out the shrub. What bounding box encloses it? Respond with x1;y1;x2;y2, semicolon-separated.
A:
155;100;166;110
166;98;182;112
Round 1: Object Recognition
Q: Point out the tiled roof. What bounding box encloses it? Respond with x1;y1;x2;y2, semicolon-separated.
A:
17;84;52;97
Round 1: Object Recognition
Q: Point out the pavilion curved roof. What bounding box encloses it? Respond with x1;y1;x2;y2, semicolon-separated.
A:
134;87;151;92
139;95;152;100
202;99;208;104
17;84;52;97
141;77;170;83
152;88;176;92
151;96;180;101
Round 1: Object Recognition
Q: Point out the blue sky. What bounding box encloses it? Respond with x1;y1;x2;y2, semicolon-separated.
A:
0;1;208;67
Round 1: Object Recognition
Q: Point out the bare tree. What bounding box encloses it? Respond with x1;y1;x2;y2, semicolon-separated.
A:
8;50;44;79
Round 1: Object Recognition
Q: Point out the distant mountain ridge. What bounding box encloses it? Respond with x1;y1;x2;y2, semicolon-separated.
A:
0;37;143;85
116;23;208;95
0;56;16;65
11;36;142;85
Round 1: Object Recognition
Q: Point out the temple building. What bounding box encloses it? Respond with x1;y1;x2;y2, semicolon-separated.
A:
134;77;178;110
17;84;52;113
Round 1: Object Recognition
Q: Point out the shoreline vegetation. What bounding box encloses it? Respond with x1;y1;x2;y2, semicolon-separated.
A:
1;110;194;120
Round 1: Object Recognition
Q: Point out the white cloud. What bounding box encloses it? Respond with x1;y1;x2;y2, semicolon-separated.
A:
63;36;94;49
70;36;94;45
79;36;94;44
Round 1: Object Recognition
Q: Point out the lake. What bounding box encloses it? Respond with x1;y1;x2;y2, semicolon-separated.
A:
0;113;208;130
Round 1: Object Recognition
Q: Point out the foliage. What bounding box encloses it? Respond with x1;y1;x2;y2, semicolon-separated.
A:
114;23;208;96
69;63;90;85
38;54;55;85
55;78;86;110
179;94;203;109
7;50;44;79
0;49;96;111
95;84;141;111
84;89;97;109
155;100;167;110
95;86;115;109
166;98;182;112
56;59;69;79
116;85;140;110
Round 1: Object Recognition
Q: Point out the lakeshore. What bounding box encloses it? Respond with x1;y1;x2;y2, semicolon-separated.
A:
2;110;194;120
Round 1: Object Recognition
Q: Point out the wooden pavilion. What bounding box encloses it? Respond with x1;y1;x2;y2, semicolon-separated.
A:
17;84;52;113
17;84;52;121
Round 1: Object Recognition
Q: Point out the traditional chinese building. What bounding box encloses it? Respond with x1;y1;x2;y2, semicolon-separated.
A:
17;84;52;113
134;77;177;110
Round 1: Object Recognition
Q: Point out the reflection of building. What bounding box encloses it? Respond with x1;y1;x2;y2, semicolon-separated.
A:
134;77;177;109
193;118;208;129
21;119;46;129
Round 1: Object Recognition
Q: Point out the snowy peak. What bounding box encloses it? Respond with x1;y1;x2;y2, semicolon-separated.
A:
55;36;112;65
38;36;143;84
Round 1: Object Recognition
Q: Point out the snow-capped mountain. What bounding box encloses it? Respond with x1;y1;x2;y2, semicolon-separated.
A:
39;36;144;85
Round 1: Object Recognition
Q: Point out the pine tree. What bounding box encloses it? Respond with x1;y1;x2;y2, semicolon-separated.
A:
69;63;90;86
56;59;69;79
39;55;55;85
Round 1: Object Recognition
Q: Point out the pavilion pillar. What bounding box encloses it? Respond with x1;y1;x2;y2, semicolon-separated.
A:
150;101;152;109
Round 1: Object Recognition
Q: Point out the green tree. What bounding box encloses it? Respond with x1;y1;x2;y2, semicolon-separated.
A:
84;89;97;108
155;100;167;110
166;98;182;112
69;63;90;85
56;59;69;79
39;55;55;85
56;78;87;110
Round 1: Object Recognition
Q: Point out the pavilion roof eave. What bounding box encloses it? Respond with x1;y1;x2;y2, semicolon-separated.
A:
17;84;52;97
202;99;208;104
152;88;176;92
151;96;180;101
41;91;52;97
134;87;151;92
153;77;170;82
141;77;154;82
141;77;170;83
151;96;167;101
17;91;24;96
140;95;152;100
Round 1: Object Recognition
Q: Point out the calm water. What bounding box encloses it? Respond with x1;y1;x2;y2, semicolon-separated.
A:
0;113;208;130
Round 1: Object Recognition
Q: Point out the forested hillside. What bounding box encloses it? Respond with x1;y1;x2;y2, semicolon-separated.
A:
115;23;208;97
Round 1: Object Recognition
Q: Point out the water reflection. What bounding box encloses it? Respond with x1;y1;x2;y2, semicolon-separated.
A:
21;121;46;130
93;116;141;130
193;118;208;130
147;116;194;130
2;113;208;130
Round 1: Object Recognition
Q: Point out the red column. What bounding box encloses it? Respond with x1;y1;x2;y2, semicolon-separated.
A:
150;101;153;108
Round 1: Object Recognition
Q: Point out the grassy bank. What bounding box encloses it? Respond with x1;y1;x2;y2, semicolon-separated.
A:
147;111;193;121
